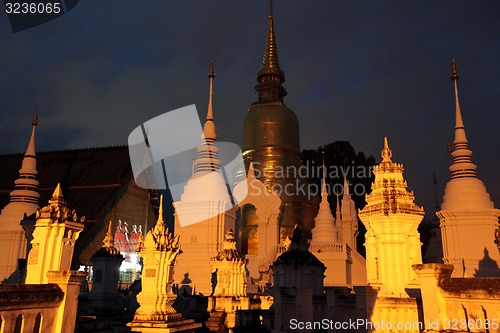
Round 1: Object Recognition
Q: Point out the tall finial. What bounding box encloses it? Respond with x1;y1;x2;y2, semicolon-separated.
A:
203;59;216;139
381;137;393;162
343;174;350;199
254;0;287;104
32;109;38;127
451;58;459;80
321;146;326;182
8;112;40;206
448;59;477;179
335;194;341;221
157;194;164;226
194;61;222;173
451;58;466;137
103;220;115;248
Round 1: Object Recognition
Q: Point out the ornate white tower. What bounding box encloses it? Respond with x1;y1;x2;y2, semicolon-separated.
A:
0;112;41;281
437;59;500;277
173;62;237;295
359;138;424;297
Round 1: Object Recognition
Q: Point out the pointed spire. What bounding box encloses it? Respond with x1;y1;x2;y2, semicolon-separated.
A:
448;59;477;179
451;58;467;144
49;183;66;207
156;194;165;226
254;0;287;104
381;137;393;162
102;220;115;248
343;175;350;199
335;194;341;221
9;112;40;205
320;148;327;200
259;0;283;80
25;110;37;158
203;59;217;141
194;61;222;173
52;183;63;198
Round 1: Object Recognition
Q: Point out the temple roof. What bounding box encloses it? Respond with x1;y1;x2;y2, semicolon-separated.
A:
0;146;133;223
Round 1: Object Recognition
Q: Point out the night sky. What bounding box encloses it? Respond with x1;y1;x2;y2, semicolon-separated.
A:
1;1;499;220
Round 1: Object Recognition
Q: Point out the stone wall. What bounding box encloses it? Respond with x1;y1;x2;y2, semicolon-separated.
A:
414;264;500;333
0;284;63;332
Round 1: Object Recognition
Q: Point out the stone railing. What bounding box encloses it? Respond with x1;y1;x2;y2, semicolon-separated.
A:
276;243;350;255
309;244;347;254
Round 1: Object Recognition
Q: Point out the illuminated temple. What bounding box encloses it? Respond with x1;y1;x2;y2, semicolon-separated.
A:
0;3;499;333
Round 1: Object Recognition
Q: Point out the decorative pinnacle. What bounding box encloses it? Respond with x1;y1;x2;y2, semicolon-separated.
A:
451;58;459;81
203;60;217;140
225;228;235;242
335;194;341;220
156;194;164;226
448;59;476;179
32;109;38;127
52;183;63;199
452;59;466;132
258;0;283;80
103;220;115;248
209;58;215;79
321;146;327;196
381;137;393;162
343;175;350;199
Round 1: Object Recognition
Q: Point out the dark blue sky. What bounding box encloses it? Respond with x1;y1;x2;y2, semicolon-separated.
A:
1;1;499;220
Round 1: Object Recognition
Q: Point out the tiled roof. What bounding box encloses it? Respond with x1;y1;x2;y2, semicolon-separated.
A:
0;146;131;222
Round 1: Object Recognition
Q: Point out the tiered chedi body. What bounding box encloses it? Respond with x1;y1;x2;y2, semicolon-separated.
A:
0;113;41;281
242;3;317;244
173;63;237;295
359;138;424;297
437;60;500;277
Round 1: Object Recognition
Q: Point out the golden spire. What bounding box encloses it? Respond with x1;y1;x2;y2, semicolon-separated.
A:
156;194;164;226
254;0;287;104
102;220;115;248
259;0;283;79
